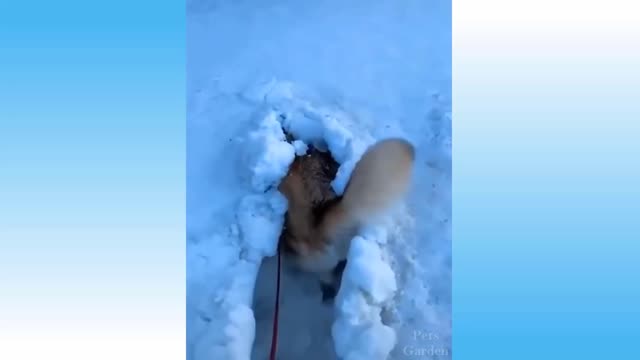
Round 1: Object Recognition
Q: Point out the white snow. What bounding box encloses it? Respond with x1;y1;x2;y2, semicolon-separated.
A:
332;234;398;360
188;111;293;360
187;1;451;359
292;140;308;156
342;235;397;305
245;112;296;193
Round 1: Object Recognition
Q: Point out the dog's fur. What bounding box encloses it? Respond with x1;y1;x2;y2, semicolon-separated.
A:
278;138;415;295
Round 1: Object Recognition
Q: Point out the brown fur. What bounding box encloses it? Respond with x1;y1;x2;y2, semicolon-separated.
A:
278;138;415;282
278;148;340;256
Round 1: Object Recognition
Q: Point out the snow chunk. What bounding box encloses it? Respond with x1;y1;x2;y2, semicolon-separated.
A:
332;319;396;360
193;303;256;360
345;236;397;304
259;86;377;196
246;111;295;192
321;115;355;163
332;231;398;360
237;191;287;261
292;140;308;156
224;305;255;360
279;110;326;145
224;260;260;306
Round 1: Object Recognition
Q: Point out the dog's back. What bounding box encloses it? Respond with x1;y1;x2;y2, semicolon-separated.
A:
279;138;415;279
319;138;415;240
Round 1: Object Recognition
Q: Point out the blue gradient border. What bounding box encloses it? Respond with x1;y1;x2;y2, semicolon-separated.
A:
453;1;640;359
1;1;639;360
0;1;185;359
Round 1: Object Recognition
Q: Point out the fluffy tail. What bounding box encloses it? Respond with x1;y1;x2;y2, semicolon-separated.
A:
321;138;415;237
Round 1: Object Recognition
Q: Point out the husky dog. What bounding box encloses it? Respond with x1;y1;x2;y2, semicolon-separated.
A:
278;138;415;300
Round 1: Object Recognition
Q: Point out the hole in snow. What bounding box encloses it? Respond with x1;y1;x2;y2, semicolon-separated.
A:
250;129;344;360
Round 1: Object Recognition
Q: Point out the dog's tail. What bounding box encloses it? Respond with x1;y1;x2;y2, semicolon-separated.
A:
320;138;415;238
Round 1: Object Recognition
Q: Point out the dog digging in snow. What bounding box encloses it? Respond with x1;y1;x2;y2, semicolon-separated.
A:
277;136;415;302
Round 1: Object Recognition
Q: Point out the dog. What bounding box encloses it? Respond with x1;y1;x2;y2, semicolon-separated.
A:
278;137;415;300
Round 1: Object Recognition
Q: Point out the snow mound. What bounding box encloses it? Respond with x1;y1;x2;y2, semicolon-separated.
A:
188;106;294;360
244;80;375;196
332;231;398;360
344;235;397;304
245;112;296;193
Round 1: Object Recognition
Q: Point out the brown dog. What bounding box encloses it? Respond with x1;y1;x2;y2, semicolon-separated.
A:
278;138;415;299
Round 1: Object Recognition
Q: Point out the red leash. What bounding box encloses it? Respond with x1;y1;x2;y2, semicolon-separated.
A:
269;249;282;360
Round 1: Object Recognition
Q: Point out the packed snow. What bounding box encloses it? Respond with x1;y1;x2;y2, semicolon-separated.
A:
187;1;451;359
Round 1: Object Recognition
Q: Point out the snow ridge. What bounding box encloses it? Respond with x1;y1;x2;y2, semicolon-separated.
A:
255;82;402;360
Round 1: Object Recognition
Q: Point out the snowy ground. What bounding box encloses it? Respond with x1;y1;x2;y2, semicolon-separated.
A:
187;1;451;359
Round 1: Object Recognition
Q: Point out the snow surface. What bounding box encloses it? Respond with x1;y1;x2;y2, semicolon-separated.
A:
187;1;451;359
